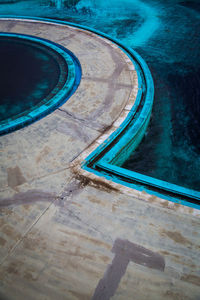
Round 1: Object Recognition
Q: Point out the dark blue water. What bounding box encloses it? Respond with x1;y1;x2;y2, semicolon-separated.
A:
0;0;199;192
0;37;62;122
122;1;200;191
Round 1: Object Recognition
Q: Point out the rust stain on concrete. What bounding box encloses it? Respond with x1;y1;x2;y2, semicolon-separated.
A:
23;270;38;281
6;262;20;275
161;200;170;208
65;246;94;261
2;224;20;240
164;290;190;300
160;251;197;269
74;174;119;194
181;274;200;287
58;228;111;250
69;290;91;300
100;255;110;264
160;250;180;259
7;166;26;188
36;146;51;164
88;195;105;206
0;208;13;217
0;237;6;246
63;258;100;278
23;236;47;251
161;230;192;245
148;195;157;203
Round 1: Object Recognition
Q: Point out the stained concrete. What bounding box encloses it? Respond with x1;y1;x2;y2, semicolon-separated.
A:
0;19;199;300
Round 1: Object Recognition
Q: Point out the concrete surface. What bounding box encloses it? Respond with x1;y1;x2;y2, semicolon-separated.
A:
0;19;199;300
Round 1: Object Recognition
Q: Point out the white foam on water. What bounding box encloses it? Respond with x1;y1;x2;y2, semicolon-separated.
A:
76;0;160;47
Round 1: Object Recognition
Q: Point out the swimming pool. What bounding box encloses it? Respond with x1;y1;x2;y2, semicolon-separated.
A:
0;32;81;135
0;0;199;206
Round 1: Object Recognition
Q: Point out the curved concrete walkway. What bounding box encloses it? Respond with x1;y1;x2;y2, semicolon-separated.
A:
0;19;199;300
0;18;137;196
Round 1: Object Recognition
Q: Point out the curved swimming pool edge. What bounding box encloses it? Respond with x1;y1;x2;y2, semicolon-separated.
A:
1;16;199;210
0;28;82;135
0;16;153;170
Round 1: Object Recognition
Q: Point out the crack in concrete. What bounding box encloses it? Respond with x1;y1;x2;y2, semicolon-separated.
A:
57;108;104;132
0;200;55;266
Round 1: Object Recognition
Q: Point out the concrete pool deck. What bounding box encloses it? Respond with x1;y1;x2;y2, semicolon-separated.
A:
0;18;199;300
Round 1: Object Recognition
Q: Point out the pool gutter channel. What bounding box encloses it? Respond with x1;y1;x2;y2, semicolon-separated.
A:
1;17;199;208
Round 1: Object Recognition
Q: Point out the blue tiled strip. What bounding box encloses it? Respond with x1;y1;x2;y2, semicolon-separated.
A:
0;31;81;135
1;17;199;209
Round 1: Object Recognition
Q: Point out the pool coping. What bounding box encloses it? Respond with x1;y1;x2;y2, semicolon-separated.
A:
1;16;199;215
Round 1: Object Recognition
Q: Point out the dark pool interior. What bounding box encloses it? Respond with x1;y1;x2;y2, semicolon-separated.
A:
0;0;199;196
0;36;66;122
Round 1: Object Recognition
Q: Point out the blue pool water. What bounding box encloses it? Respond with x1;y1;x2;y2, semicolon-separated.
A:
0;36;63;122
0;32;81;135
0;0;199;196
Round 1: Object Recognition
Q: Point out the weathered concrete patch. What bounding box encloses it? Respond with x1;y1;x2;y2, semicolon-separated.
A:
0;18;199;300
181;273;200;287
161;229;192;246
92;238;165;300
7;166;26;189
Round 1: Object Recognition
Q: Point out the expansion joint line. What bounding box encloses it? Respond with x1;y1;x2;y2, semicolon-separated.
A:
57;108;102;132
0;200;56;266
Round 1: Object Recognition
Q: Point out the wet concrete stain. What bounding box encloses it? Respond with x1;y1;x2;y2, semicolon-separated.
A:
7;166;26;189
0;190;56;208
92;238;165;300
